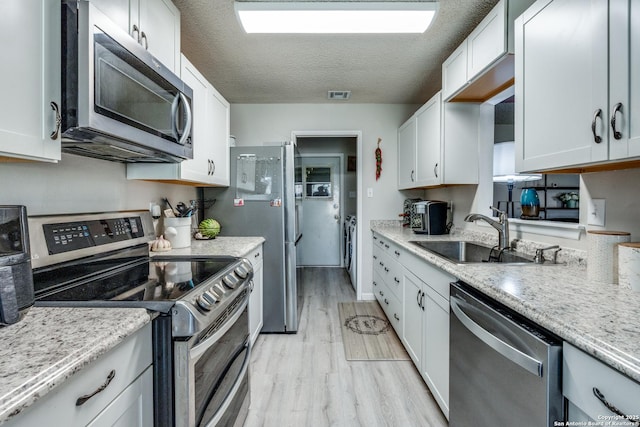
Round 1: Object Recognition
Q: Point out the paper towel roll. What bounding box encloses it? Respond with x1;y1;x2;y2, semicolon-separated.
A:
587;230;630;285
618;242;640;291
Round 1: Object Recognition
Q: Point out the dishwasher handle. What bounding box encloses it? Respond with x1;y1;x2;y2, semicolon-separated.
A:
451;297;543;377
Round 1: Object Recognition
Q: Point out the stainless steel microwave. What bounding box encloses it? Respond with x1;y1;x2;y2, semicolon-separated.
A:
61;1;193;163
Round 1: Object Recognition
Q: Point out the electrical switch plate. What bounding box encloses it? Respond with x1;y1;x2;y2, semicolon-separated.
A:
588;199;605;226
367;188;373;198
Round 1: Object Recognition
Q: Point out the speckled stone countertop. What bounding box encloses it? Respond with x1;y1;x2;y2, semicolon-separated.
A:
151;236;265;258
371;221;640;384
0;307;152;424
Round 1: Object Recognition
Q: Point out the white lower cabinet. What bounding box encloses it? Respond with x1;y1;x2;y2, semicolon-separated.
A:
248;244;264;346
372;232;452;418
401;263;452;420
563;342;640;423
4;323;153;427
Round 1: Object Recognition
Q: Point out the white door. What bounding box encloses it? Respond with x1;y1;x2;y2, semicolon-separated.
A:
297;156;342;266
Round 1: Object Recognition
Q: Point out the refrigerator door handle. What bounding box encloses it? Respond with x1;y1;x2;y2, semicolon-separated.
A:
450;297;543;377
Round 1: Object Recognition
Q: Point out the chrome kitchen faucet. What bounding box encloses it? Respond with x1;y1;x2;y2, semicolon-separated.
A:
464;206;511;251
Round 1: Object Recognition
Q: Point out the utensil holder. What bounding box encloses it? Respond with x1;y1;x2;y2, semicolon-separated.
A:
164;217;192;249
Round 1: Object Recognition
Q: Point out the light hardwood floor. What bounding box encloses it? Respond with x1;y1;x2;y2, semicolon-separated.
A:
244;267;448;427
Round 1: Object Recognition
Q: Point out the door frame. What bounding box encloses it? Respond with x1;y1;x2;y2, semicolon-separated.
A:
298;153;345;267
291;130;362;299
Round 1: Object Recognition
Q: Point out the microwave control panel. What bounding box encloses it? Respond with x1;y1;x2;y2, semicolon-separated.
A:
43;216;144;255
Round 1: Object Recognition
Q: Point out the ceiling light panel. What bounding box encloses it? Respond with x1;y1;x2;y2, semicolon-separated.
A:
235;2;438;34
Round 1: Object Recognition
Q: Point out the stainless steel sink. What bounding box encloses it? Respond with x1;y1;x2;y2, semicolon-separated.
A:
409;240;534;265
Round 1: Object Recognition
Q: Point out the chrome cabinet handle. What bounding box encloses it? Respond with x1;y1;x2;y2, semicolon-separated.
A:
50;101;61;140
394;250;400;257
379;290;384;297
210;160;215;176
373;281;377;287
434;163;438;178
416;289;421;306
420;292;425;311
140;31;148;50
131;24;140;41
373;255;378;260
384;244;389;249
592;108;603;143
610;102;623;140
393;277;400;284
394;313;399;321
450;297;543;377
593;388;640;427
384;267;389;273
76;370;115;406
411;170;415;181
384;298;389;305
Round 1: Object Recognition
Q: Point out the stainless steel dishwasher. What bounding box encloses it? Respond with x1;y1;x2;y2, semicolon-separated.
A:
449;281;564;427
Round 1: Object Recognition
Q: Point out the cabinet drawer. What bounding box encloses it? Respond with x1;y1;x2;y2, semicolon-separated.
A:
376;251;402;299
246;245;263;268
7;323;152;427
563;342;640;422
378;290;402;333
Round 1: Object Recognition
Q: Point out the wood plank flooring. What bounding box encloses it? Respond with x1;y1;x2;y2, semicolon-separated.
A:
243;267;448;427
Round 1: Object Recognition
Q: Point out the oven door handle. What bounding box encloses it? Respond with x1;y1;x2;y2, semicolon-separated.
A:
189;295;249;362
202;339;251;427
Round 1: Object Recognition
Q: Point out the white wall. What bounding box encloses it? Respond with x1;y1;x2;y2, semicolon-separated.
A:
1;154;196;217
231;103;417;299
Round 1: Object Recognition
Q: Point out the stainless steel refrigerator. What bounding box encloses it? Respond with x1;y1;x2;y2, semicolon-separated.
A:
203;143;302;333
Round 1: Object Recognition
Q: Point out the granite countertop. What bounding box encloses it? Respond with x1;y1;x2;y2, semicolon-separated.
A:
371;222;640;383
0;307;152;424
151;236;265;258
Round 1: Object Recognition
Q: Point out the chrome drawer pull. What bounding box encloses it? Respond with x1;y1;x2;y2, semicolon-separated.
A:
610;103;623;140
593;388;640;426
76;369;116;406
592;108;603;143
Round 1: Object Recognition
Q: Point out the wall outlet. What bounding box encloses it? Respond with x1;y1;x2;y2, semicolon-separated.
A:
588;199;605;226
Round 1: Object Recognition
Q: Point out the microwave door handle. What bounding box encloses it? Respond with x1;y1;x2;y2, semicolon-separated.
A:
177;93;192;145
170;94;180;142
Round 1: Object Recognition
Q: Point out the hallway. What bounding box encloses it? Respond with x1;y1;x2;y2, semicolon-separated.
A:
244;267;448;426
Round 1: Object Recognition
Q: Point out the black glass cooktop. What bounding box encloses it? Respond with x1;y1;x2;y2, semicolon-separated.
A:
34;250;238;313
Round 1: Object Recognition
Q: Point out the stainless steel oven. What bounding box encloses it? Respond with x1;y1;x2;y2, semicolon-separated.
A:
174;289;251;427
29;211;253;427
61;1;193;163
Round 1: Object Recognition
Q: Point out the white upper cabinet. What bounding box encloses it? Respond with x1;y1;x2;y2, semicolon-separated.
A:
442;0;535;102
127;55;230;186
91;0;180;73
398;116;418;189
515;0;639;172
398;92;479;190
0;0;61;162
442;41;468;101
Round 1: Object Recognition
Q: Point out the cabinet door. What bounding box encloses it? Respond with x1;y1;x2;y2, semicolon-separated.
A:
515;0;608;172
397;117;417;189
90;0;138;37
208;86;231;186
466;0;506;80
401;269;424;368
415;92;442;186
423;285;450;419
249;247;264;346
87;367;153;427
138;0;180;73
0;0;60;162
442;41;468;101
609;0;640;160
179;55;213;183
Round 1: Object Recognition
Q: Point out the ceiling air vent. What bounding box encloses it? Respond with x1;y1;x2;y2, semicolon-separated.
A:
328;90;351;100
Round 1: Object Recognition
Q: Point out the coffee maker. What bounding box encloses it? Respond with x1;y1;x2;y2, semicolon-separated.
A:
0;206;34;326
412;201;448;235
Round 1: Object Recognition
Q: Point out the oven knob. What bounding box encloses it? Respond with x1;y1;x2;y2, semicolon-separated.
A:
196;292;217;311
223;274;240;289
234;264;250;279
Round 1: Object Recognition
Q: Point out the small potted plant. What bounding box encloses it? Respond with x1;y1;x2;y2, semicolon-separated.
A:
556;192;579;208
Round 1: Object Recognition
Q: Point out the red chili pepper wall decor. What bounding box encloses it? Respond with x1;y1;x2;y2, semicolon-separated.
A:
375;138;382;180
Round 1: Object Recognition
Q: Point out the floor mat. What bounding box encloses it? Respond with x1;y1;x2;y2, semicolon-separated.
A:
338;301;410;361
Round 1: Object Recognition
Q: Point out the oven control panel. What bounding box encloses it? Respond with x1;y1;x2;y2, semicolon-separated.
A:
43;216;145;255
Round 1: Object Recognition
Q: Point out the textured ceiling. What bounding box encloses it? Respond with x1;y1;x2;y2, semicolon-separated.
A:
172;0;499;104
